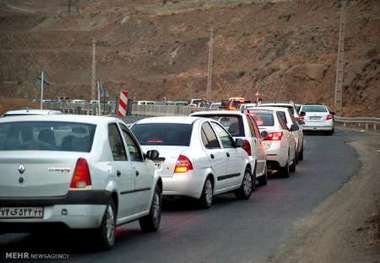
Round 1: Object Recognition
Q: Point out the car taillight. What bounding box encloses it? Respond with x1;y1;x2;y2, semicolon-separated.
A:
265;132;283;141
174;155;193;173
70;158;92;189
326;114;333;120
242;140;252;156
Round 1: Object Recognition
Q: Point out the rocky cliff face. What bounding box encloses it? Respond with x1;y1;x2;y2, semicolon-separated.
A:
0;0;379;116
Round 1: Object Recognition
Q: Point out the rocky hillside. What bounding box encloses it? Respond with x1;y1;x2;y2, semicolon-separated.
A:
0;0;379;116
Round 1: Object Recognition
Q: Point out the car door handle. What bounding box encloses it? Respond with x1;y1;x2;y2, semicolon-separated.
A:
135;170;140;176
210;154;215;159
116;170;121;177
226;152;230;157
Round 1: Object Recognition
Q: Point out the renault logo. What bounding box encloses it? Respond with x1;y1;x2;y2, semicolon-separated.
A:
18;164;25;174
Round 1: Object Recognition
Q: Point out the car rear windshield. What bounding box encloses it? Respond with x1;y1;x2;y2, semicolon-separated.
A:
301;105;327;112
0;121;96;152
250;112;275;126
263;105;294;115
194;115;244;137
132;123;192;146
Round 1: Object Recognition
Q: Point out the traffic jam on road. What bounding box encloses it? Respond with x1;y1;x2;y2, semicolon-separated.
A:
0;100;336;250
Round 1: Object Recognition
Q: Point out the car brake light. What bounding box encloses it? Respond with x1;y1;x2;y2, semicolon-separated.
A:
242;140;252;156
70;158;92;189
326;114;333;120
265;132;283;141
174;155;193;173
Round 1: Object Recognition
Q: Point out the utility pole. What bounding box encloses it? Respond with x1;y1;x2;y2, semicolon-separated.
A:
206;27;214;101
91;39;96;101
335;0;347;114
40;71;44;110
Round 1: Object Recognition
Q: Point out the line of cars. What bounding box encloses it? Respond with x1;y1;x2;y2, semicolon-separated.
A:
0;102;334;250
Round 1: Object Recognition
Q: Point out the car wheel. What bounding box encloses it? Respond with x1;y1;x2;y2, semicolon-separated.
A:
199;177;213;209
299;145;304;161
289;157;296;172
257;165;268;186
235;168;254;200
94;200;116;250
139;185;162;232
280;162;290;178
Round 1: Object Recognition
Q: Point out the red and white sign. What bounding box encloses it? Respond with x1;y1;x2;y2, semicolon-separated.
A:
117;90;128;117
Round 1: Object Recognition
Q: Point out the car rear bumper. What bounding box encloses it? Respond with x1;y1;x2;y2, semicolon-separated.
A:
162;172;204;199
0;190;110;230
264;142;287;167
302;125;333;131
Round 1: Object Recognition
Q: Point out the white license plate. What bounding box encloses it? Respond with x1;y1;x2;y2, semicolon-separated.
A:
310;116;321;120
0;207;44;219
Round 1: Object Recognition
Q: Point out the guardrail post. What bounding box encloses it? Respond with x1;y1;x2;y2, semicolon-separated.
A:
374;124;377;131
365;123;369;130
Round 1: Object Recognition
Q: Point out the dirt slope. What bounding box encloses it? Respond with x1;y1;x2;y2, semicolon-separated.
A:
0;0;379;116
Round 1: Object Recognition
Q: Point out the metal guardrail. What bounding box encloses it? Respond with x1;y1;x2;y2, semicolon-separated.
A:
335;116;380;131
131;104;208;116
44;102;115;115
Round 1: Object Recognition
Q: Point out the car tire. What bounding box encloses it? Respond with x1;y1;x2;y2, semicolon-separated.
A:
139;185;162;232
280;162;290;178
93;200;116;250
289;157;296;173
299;145;304;161
257;165;268;186
199;177;213;209
235;168;254;200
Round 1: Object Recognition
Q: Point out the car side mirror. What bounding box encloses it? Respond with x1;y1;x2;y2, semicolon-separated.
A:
234;138;244;148
330;111;335;115
290;124;298;131
145;150;160;160
300;111;306;117
260;130;268;139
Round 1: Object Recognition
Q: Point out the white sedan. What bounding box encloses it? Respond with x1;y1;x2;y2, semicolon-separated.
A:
249;109;297;178
0;115;163;249
299;104;335;135
131;116;254;208
191;110;268;185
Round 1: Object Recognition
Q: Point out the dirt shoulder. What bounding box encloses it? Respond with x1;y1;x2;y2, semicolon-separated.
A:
267;129;380;263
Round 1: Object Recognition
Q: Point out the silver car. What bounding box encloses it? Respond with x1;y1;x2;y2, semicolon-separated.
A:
0;115;162;249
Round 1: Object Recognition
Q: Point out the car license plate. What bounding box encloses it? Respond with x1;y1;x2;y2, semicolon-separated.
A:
310;116;321;120
0;207;44;219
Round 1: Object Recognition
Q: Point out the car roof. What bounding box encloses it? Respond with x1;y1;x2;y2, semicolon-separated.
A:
134;116;200;124
0;114;122;125
256;106;291;113
259;103;294;107
191;110;244;116
4;109;62;115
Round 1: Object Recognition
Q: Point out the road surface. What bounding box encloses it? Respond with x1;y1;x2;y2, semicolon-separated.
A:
0;129;360;263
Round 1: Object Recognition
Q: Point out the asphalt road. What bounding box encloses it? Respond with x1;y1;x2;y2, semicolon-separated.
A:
0;129;360;263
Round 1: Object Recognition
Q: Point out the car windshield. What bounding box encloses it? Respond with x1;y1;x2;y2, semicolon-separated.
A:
0;121;96;152
194;115;244;137
250;112;274;126
132;123;192;146
301;105;327;112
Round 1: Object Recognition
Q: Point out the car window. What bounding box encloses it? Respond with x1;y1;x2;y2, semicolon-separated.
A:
132;123;192;146
248;116;261;138
246;115;258;138
211;122;235;149
301;105;328;112
288;114;300;130
250;112;274;126
0;121;95;152
108;123;127;161
201;122;221;149
276;112;289;130
193;114;244;137
120;125;143;162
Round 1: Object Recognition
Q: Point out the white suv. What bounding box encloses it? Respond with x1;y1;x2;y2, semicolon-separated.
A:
0;115;163;249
